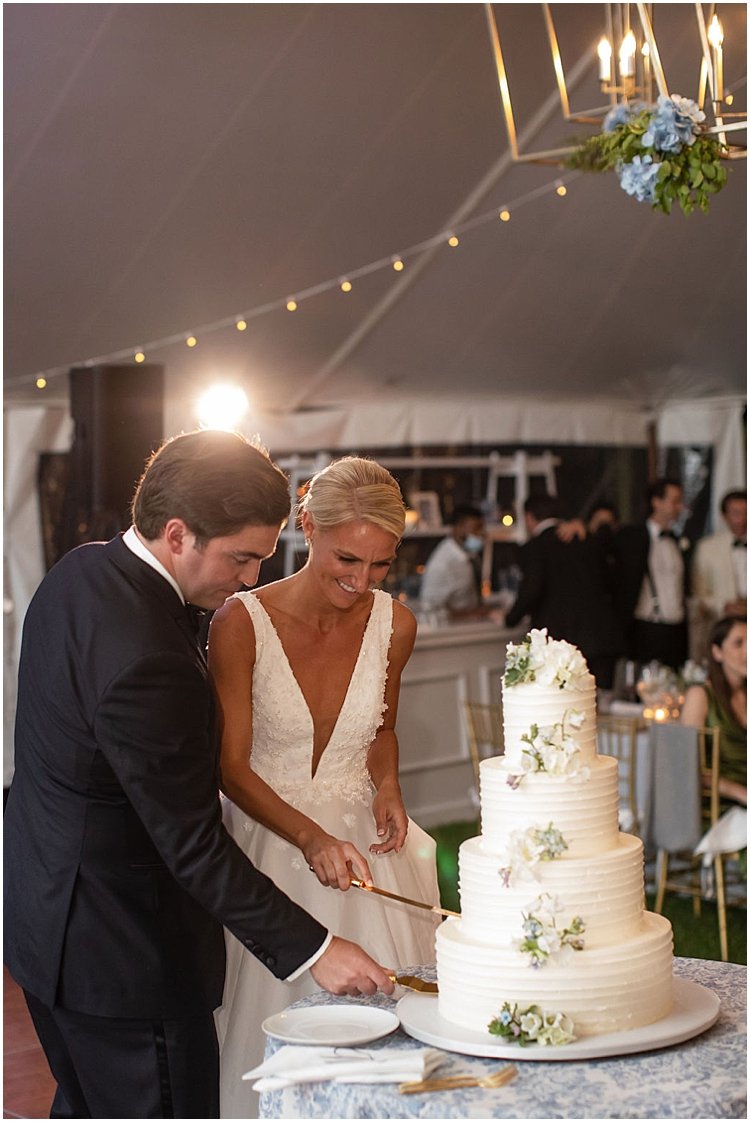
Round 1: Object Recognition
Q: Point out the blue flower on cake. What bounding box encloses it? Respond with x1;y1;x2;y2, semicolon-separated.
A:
515;892;586;968
488;1001;577;1047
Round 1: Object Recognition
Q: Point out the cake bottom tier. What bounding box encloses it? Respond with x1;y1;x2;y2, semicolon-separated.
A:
436;911;674;1038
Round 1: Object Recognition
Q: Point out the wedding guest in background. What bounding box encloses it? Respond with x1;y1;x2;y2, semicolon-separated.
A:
210;456;440;1118
505;493;623;689
612;477;689;672
587;501;620;540
419;503;486;619
4;431;393;1121
681;615;747;807
690;490;747;660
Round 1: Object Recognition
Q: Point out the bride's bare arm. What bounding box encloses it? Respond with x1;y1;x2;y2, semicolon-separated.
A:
208;599;373;890
366;601;417;855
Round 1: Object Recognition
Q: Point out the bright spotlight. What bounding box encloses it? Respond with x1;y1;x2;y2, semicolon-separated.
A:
197;384;249;430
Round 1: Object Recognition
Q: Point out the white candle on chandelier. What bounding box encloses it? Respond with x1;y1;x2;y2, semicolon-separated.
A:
597;36;612;82
708;14;724;101
619;30;636;79
641;41;651;91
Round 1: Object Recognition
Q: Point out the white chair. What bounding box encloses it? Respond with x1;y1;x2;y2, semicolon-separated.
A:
597;713;642;835
463;701;504;790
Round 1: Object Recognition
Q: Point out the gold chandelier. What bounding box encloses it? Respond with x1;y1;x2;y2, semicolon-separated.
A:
485;3;747;164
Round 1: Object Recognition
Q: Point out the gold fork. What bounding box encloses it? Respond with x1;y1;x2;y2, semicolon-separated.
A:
399;1064;518;1094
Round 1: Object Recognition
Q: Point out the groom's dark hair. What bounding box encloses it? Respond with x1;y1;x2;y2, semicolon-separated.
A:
132;429;290;543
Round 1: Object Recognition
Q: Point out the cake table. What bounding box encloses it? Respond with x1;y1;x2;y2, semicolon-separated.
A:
257;957;746;1119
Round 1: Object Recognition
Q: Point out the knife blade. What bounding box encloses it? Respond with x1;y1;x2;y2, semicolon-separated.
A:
349;878;460;918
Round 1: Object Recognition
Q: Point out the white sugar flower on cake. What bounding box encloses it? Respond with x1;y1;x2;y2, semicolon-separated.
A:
499;823;569;886
504;629;589;690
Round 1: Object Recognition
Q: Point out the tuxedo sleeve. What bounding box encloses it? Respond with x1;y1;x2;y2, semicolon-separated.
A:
93;650;327;980
505;539;544;628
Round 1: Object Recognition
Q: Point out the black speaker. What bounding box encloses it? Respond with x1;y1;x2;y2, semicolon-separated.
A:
68;364;165;540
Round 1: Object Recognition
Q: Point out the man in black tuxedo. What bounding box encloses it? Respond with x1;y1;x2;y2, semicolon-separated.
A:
4;429;394;1119
505;493;623;688
612;477;689;671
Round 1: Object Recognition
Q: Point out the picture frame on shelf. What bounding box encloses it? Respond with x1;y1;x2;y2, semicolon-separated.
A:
410;491;442;529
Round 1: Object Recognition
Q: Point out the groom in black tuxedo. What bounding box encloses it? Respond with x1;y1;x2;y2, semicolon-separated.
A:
4;429;393;1119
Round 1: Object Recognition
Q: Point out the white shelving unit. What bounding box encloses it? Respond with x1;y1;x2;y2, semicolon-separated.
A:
276;450;560;580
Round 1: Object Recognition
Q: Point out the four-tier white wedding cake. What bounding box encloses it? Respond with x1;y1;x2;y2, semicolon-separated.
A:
435;629;674;1044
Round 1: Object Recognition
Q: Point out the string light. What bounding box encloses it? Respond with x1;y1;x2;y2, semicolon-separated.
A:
8;171;579;390
35;376;47;389
555;182;567;197
501;513;514;527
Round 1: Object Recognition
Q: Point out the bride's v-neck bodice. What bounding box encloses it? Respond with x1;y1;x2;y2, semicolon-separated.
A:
232;588;393;809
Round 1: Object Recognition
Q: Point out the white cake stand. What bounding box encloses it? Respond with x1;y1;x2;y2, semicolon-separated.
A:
397;978;719;1061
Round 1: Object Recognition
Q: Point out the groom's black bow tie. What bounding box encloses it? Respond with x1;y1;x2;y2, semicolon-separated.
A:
733;539;746;549
659;530;676;540
184;602;207;634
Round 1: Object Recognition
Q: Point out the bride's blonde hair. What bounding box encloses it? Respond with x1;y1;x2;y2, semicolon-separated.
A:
298;457;406;539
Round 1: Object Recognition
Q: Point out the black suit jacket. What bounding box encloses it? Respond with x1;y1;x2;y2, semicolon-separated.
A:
4;535;326;1018
505;526;622;660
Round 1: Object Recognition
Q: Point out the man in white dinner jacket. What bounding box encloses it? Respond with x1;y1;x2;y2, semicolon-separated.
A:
690;488;747;658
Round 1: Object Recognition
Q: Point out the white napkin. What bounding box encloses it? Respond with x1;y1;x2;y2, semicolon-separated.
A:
694;806;747;864
244;1045;444;1091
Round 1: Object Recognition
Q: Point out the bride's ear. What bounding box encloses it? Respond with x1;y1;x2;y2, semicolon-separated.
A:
300;511;315;544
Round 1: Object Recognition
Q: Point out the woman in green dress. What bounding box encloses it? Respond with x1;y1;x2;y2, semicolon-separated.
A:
682;615;746;805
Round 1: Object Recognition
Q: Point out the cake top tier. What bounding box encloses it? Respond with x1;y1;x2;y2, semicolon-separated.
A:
503;629;594;692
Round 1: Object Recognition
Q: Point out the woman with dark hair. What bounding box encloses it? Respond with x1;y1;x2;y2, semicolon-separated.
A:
681;615;747;805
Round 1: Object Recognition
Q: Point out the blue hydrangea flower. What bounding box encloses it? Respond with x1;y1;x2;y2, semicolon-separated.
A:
642;95;699;152
603;103;634;132
617;154;660;202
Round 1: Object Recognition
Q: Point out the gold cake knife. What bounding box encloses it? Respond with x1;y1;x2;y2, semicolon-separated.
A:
349;878;460;918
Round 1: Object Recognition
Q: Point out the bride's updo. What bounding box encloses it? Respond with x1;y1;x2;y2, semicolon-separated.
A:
298;457;406;539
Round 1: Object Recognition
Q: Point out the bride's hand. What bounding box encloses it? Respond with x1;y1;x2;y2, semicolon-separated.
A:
369;780;408;855
301;831;372;890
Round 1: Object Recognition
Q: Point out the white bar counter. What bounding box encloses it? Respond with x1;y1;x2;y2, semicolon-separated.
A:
395;617;524;827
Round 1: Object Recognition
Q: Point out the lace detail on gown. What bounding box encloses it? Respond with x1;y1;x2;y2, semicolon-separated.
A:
231;588;393;810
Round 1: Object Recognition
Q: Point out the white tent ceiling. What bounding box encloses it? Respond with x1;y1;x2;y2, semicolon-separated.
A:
3;3;747;442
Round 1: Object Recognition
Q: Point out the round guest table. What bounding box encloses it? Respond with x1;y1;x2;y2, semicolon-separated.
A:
258;957;746;1119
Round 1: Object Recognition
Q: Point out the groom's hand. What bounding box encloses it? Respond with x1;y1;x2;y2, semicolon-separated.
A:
309;936;395;997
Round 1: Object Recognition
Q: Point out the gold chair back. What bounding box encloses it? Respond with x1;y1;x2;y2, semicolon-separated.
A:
596;714;642;835
653;725;744;962
463;701;504;788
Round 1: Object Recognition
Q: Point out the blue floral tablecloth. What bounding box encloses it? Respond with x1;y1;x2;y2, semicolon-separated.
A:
259;957;746;1119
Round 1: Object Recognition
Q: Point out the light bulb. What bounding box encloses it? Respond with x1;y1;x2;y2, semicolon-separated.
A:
707;14;724;49
186;335;197;348
619;30;636;78
597;36;612;82
340;280;352;292
392;257;405;272
448;235;459;247
236;319;247;331
499;209;511;222
134;351;146;363
36;376;47;389
556;183;567;197
197;384;250;431
286;299;297;312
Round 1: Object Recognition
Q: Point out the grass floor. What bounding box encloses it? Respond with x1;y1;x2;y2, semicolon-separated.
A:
428;820;747;966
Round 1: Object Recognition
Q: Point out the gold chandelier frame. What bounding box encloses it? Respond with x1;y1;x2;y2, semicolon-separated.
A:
485;2;747;165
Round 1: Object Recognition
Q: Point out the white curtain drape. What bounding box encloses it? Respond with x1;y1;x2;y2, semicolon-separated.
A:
3;405;72;784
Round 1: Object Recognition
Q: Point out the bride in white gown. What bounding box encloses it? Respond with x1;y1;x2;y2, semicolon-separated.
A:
209;457;441;1119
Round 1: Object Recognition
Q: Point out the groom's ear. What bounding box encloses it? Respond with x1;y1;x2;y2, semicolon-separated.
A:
163;518;190;554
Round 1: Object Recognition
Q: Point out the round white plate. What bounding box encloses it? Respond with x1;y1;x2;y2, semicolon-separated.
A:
397;978;719;1061
262;1004;400;1046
